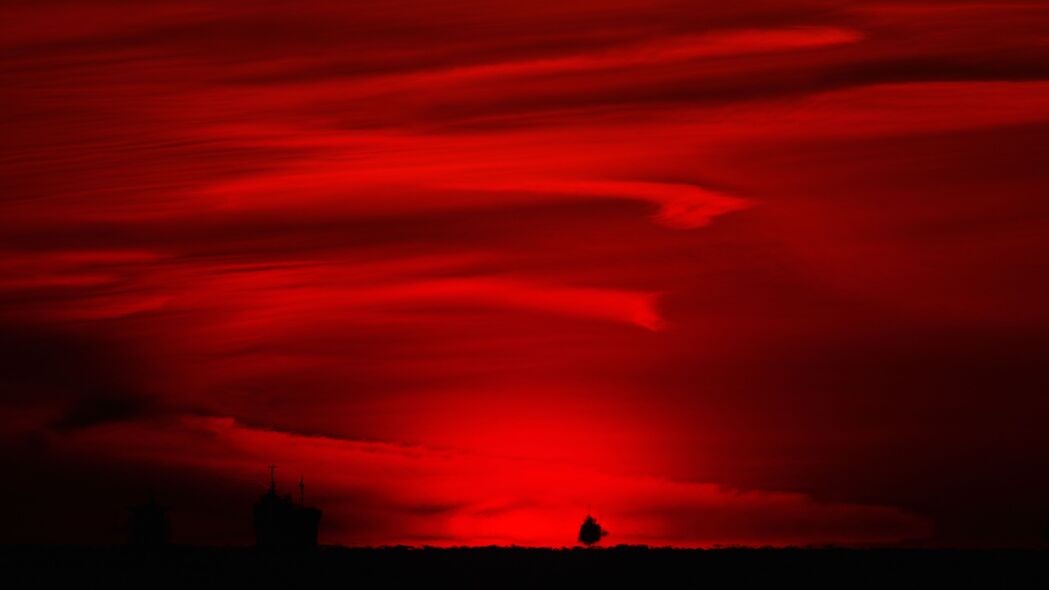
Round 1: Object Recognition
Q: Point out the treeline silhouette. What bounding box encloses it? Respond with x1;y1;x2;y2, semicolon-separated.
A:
22;467;1040;586
126;466;609;552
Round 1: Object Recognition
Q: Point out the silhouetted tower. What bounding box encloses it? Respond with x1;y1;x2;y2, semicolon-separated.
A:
295;476;321;547
253;465;322;548
127;490;171;547
578;513;607;546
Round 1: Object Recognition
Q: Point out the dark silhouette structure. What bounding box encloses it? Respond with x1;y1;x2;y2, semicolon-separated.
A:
578;513;607;546
253;466;322;548
127;491;171;547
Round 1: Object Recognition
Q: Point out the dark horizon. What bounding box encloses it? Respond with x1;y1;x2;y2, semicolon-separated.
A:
5;470;1045;550
4;545;1049;588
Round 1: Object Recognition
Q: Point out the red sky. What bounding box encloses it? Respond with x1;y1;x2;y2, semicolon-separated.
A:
2;0;1048;547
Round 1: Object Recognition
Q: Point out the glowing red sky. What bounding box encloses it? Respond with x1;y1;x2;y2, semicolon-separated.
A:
2;1;1049;547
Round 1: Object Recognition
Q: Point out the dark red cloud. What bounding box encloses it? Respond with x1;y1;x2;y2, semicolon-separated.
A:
2;0;1048;547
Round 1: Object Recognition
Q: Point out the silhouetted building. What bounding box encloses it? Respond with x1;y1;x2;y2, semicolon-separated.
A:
253;466;322;548
127;491;171;547
578;513;607;546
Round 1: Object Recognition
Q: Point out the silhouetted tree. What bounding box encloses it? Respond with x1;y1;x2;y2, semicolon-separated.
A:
578;514;607;546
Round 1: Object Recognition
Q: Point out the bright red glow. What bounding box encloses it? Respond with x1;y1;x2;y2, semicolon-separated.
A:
2;1;1048;548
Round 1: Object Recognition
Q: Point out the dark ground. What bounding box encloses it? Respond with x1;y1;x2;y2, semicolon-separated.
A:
3;546;1048;587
